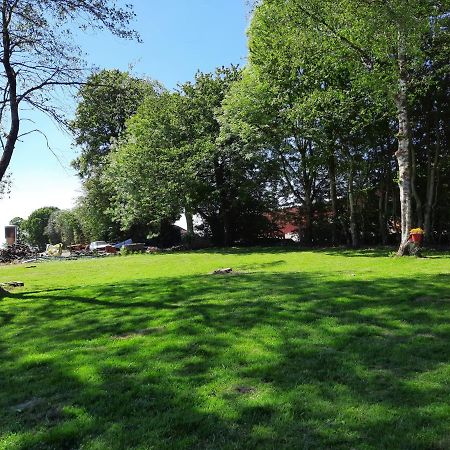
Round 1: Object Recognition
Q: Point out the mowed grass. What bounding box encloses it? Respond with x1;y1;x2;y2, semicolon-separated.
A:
0;248;449;450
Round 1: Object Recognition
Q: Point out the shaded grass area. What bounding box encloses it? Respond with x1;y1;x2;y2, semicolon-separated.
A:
0;250;450;449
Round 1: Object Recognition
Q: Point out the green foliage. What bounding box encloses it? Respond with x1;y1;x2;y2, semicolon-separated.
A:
71;69;163;241
67;1;449;247
181;68;279;244
45;209;84;246
220;0;449;245
104;91;185;230
106;66;278;245
21;207;59;250
71;69;163;179
8;217;23;227
118;245;131;257
75;178;123;242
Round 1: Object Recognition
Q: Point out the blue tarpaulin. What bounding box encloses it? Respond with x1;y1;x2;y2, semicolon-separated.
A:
114;238;132;249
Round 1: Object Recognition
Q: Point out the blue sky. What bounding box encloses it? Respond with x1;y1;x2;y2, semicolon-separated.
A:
0;0;250;235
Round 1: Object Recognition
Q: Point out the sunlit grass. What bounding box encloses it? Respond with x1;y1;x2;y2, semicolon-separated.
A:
1;248;449;449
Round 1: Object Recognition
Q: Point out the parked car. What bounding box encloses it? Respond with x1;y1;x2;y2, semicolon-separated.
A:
89;241;108;251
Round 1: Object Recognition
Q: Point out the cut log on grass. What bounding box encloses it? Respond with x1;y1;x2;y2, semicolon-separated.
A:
1;281;24;287
213;268;233;274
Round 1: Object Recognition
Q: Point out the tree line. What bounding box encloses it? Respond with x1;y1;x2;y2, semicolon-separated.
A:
10;207;83;250
9;1;450;250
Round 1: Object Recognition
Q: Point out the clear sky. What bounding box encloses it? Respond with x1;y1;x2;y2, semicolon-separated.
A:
0;0;250;238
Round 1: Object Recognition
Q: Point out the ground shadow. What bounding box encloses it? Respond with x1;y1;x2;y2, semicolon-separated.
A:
1;271;450;449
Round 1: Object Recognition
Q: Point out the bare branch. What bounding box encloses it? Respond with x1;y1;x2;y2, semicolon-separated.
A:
17;128;71;175
0;0;139;182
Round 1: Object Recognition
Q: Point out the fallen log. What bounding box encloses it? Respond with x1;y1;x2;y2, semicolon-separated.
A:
0;281;24;287
212;268;233;274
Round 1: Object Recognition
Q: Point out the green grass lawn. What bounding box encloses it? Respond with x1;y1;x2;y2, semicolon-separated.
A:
0;248;449;450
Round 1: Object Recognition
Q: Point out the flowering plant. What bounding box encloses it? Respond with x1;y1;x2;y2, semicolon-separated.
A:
410;227;424;235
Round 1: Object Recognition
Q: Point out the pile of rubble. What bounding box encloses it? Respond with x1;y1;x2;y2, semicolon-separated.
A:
0;240;193;265
0;244;37;263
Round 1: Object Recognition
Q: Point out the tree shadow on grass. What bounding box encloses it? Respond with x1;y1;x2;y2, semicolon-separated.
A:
195;246;402;258
321;247;450;259
319;247;395;258
197;246;302;255
1;271;450;449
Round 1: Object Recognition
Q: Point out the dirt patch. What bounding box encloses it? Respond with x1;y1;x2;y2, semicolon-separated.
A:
414;296;435;303
11;398;66;427
234;386;256;394
414;296;450;303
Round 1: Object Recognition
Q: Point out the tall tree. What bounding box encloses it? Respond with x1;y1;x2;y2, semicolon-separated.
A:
71;69;162;178
104;91;186;233
408;12;450;243
223;20;388;246
105;67;277;246
180;67;276;245
70;69;161;240
222;67;325;245
248;0;448;253
0;0;138;182
45;209;84;246
21;206;59;250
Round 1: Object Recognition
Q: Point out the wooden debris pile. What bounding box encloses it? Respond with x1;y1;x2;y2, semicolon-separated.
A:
0;244;36;263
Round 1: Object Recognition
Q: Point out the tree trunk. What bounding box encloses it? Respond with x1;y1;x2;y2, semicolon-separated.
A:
299;141;314;246
184;206;194;248
410;142;423;227
395;30;412;256
302;183;313;246
0;5;20;182
391;181;399;239
424;108;440;243
214;158;232;246
303;200;313;245
328;154;339;245
348;160;358;248
185;208;194;236
378;190;387;245
223;213;232;247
